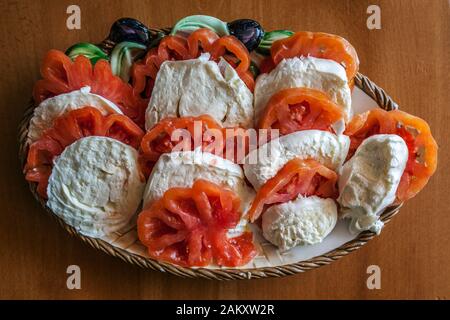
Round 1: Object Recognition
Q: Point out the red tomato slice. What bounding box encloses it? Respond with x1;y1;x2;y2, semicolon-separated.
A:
131;38;188;101
187;28;219;58
67;54;94;88
344;108;397;158
139;115;251;176
137;179;256;267
248;158;338;222
158;35;190;61
25;138;63;198
131;36;192;100
24;107;144;198
389;110;438;202
33;50;146;127
139;115;224;175
270;31;359;83
259;56;276;74
103;114;144;150
36;50;72;95
48;106;105;147
345;109;438;202
211;230;256;267
130;47;160;100
210;35;250;74
259;88;345;136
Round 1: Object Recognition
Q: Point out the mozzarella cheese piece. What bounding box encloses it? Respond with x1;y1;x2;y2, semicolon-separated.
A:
145;55;254;129
338;134;408;234
28;86;122;143
254;56;352;123
47;136;145;238
143;149;254;212
244;130;350;189
143;149;255;238
262;196;337;251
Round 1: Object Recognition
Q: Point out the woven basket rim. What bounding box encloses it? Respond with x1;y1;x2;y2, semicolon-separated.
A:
18;38;402;280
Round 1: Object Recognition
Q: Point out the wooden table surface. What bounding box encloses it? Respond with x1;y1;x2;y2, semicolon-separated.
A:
1;0;449;300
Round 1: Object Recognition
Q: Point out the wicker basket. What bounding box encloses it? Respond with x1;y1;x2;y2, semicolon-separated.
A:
18;34;402;280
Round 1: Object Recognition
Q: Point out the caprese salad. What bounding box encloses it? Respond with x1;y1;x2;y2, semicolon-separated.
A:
23;15;438;268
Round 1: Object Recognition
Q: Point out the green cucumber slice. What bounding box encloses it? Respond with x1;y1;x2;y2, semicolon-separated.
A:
65;43;109;64
110;41;147;82
256;30;294;55
171;15;229;36
249;61;260;78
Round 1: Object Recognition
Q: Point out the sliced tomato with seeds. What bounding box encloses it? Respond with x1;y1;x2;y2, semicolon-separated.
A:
48;106;105;147
259;88;345;136
139;115;224;174
33;50;146;127
103;114;144;149
137;179;256;267
211;230;255;267
269;31;359;83
344;108;397;158
248;158;338;222
389;110;438;202
24;107;144;198
139;115;250;176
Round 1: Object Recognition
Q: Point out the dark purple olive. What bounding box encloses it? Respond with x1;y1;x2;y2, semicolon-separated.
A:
227;19;264;52
108;18;151;45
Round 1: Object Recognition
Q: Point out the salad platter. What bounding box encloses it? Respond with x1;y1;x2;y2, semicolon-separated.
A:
19;16;438;280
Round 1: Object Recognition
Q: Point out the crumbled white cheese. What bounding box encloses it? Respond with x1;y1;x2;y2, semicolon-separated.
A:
262;196;337;251
338;134;408;234
145;57;254;129
47;136;145;238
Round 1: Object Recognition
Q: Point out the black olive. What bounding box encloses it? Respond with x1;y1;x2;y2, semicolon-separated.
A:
227;19;264;52
108;18;151;45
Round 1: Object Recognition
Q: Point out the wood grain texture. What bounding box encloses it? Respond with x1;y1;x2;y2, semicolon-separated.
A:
0;0;448;299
